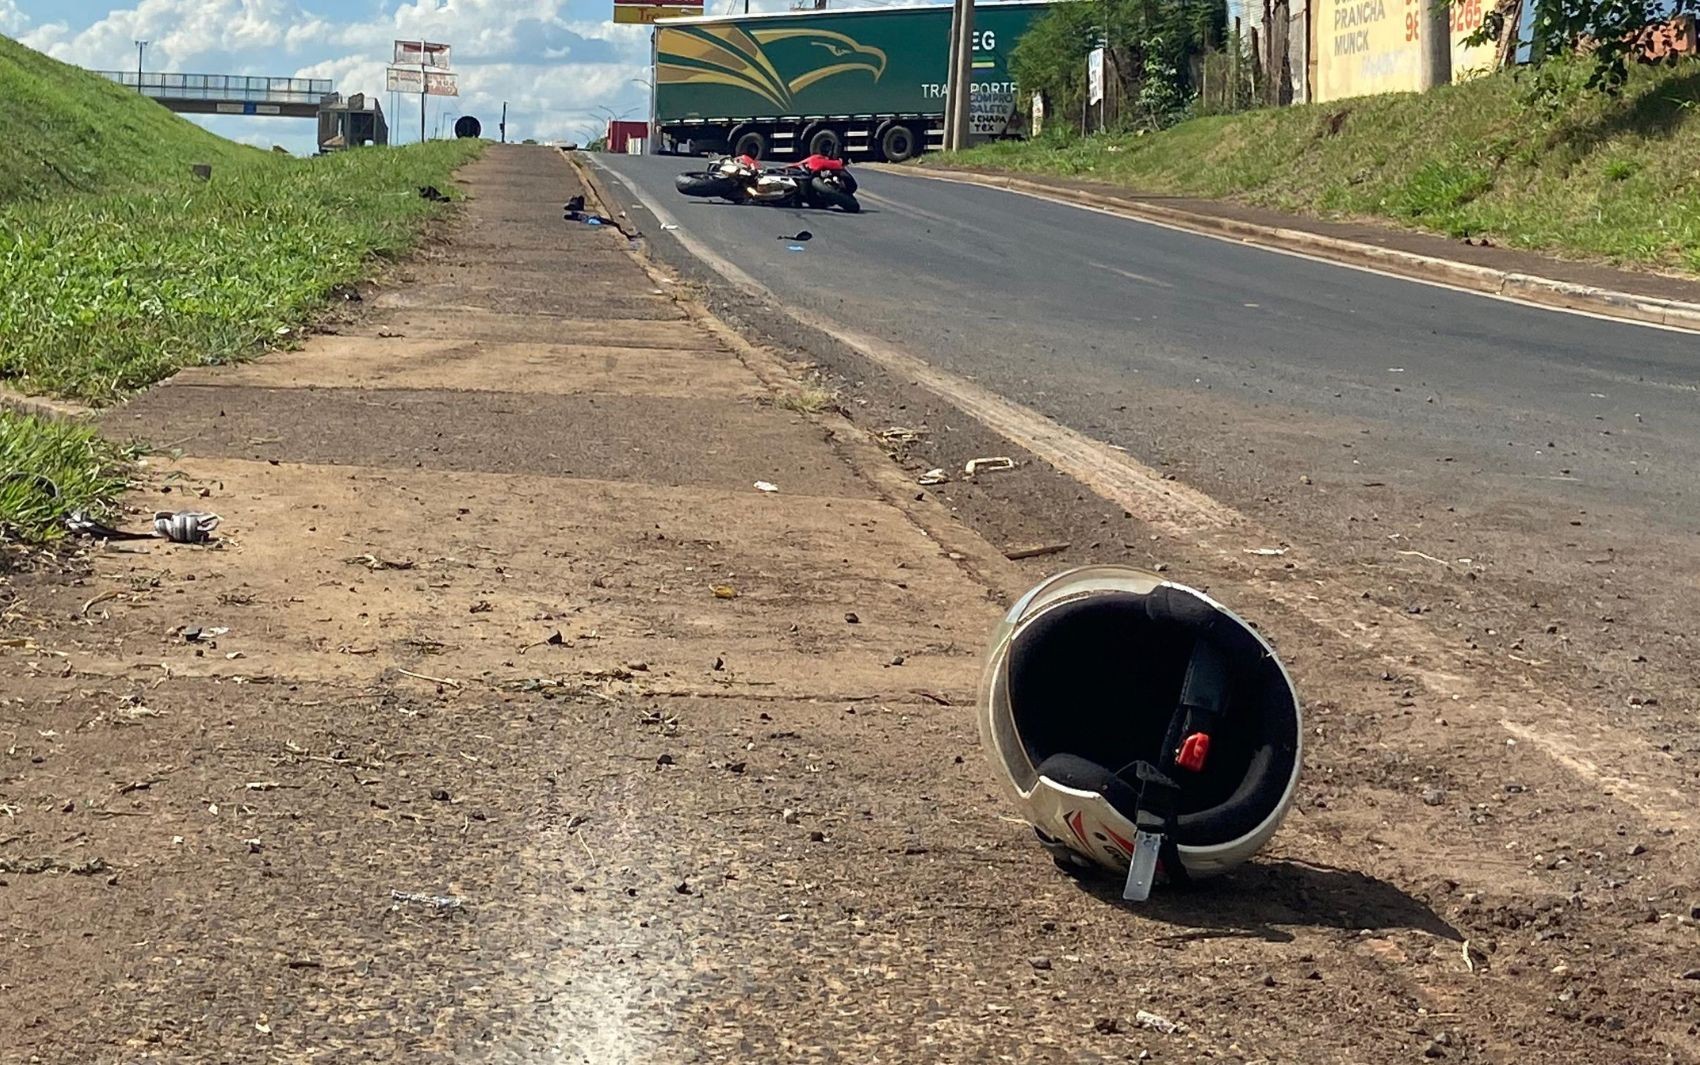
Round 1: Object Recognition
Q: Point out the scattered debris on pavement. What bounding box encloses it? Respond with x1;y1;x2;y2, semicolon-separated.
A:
389;889;465;913
1004;542;1071;561
964;456;1015;477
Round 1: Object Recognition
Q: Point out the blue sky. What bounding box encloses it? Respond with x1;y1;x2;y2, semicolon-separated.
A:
0;0;676;152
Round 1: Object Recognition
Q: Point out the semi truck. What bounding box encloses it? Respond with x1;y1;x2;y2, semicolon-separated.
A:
649;1;1052;161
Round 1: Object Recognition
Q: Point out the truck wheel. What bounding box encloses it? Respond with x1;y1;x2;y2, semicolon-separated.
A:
878;123;917;162
804;126;842;158
730;126;767;160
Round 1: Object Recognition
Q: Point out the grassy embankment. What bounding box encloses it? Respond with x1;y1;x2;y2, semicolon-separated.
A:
941;59;1700;275
0;34;480;541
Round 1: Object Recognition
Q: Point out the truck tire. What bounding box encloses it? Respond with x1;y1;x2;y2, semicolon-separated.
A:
878;123;917;162
803;125;843;158
809;176;860;213
730;125;767;160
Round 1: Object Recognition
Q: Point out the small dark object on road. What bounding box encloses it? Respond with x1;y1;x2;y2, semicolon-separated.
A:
778;230;813;242
65;509;152;541
565;195;585;212
563;208;616;226
418;185;450;203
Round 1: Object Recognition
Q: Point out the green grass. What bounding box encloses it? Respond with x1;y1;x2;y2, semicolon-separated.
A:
0;411;136;542
0;34;484;404
0;35;255;204
941;59;1700;274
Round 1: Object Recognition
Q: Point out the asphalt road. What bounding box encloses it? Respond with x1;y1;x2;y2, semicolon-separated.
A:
594;154;1700;546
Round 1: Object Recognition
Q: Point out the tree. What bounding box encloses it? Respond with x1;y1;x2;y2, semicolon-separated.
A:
1010;0;1222;133
1468;0;1697;89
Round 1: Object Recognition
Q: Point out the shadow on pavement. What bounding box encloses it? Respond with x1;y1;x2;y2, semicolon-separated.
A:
1065;857;1461;944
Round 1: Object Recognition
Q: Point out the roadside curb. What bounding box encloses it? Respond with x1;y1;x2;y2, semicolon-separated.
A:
885;165;1700;333
0;387;95;424
567;149;1030;600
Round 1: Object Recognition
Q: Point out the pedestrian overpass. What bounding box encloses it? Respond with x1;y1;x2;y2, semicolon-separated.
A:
92;70;387;149
94;70;333;117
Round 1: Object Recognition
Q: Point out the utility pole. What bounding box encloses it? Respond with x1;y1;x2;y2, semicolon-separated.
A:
944;0;975;150
1418;0;1452;90
133;40;147;89
500;101;508;143
943;0;962;149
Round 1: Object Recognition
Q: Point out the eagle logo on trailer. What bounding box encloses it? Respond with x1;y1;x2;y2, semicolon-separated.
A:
656;24;887;110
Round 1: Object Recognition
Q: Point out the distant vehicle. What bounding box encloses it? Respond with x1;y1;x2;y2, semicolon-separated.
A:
675;154;861;212
649;1;1052;162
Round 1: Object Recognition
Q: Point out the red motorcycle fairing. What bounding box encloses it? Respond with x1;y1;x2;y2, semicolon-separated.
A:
799;154;845;172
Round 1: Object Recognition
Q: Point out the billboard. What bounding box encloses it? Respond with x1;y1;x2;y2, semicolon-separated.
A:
387;67;458;96
1311;0;1490;101
386;66;423;93
395;40;452;67
615;0;702;24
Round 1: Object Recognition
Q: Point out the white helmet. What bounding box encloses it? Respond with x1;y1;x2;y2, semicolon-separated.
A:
978;566;1302;900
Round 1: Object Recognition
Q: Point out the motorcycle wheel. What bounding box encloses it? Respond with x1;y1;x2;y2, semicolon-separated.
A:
809;176;861;213
675;172;737;198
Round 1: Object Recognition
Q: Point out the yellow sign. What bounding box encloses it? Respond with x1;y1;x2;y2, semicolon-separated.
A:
614;3;703;24
1311;0;1492;102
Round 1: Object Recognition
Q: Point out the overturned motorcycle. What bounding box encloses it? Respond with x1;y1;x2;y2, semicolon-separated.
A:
675;154;860;213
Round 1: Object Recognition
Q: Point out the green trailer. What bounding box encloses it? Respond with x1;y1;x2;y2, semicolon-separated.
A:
650;1;1052;161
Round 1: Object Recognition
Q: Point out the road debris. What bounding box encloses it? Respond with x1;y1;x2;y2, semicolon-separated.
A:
1004;542;1071;561
64;510;153;541
964;456;1015;477
0;856;107;876
345;553;414;571
878;426;925;444
397;668;461;689
389;889;464;913
711;584;739;599
417;185;449;202
154;510;221;543
918;468;949;486
181;626;229;642
1134;1009;1184;1035
1244;546;1288;556
778;230;813;242
754;481;780;493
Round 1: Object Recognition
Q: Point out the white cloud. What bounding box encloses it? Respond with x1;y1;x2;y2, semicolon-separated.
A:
16;0;660;149
0;0;29;35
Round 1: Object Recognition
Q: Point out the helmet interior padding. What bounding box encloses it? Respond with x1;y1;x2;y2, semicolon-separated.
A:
1006;589;1299;849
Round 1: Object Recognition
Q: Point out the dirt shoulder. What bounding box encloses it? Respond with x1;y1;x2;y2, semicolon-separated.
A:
1;145;1696;1064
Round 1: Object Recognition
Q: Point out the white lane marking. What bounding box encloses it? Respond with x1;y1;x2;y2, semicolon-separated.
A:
1085;261;1174;289
588;154;1697;831
882;168;1700;337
